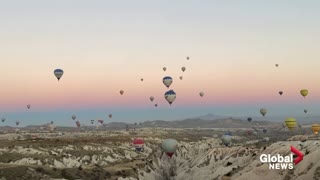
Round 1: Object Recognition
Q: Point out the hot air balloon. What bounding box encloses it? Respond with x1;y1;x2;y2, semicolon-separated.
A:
199;92;204;97
27;104;31;109
247;117;252;122
161;139;178;158
260;108;267;117
181;67;186;72
164;90;176;105
221;135;231;146
285;117;297;131
300;89;308;98
150;96;155;102
1;118;5;122
72;115;76;120
275;64;279;67
133;138;144;152
155;104;158;107
311;124;320;135
141;78;143;81
186;56;190;60
120;90;124;95
224;132;232;136
279;91;283;96
91;120;94;124
98;120;104;124
108;114;112;119
304;109;308;114
16;121;20;126
162;76;173;88
76;121;81;128
262;129;267;133
50;121;54;124
179;76;183;80
163;67;167;72
54;69;64;81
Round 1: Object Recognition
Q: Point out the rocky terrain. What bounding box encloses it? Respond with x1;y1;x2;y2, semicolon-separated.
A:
0;127;318;180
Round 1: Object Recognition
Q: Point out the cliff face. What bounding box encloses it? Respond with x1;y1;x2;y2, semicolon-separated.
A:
142;136;320;180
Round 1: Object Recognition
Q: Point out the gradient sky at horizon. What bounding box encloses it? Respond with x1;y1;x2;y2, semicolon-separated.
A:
1;1;320;126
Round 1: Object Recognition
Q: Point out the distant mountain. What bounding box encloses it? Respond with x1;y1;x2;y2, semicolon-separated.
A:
191;113;227;120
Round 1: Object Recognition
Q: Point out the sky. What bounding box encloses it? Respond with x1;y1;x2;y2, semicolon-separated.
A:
0;0;320;126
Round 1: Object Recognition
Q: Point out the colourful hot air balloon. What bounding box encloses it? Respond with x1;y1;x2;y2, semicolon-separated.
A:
91;120;94;124
120;90;124;95
199;92;204;97
27;104;31;109
1;118;5;122
54;69;64;81
163;67;167;72
279;91;283;96
161;139;178;158
164;90;176;105
300;89;308;98
181;67;186;72
221;135;231;146
304;109;308;114
133;138;144;152
285;117;297;131
16;121;20;126
162;76;173;88
72;115;76;120
311;124;320;135
247;117;252;122
150;96;155;102
179;76;183;80
108;114;112;119
260;108;267;117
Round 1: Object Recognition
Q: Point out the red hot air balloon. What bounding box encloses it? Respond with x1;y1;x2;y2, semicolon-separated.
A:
133;138;145;152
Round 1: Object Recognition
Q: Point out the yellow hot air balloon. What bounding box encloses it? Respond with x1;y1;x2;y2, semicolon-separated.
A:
285;117;297;131
300;89;308;98
311;124;320;135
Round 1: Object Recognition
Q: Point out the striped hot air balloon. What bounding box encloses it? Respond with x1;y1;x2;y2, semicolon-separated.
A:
285;117;297;131
312;124;320;135
133;138;144;152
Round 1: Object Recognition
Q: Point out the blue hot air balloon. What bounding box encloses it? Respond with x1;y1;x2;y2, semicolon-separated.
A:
162;76;173;88
54;69;64;81
164;90;176;105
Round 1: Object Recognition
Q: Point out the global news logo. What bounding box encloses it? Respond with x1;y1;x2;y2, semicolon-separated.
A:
259;146;304;170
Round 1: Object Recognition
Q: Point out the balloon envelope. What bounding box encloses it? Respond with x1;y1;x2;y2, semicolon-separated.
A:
120;90;124;95
285;117;297;131
312;124;320;135
164;90;176;105
199;92;204;97
279;91;283;95
150;96;154;102
162;76;173;88
260;108;267;117
163;67;167;71
300;89;308;97
247;117;252;122
221;135;231;146
133;138;144;151
161;139;178;158
54;69;64;81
